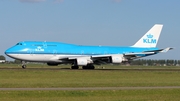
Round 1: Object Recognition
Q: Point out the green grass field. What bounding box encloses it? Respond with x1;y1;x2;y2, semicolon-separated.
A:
0;64;180;101
1;89;180;101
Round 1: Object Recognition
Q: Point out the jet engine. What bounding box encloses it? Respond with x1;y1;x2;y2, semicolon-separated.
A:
76;58;88;66
110;55;123;63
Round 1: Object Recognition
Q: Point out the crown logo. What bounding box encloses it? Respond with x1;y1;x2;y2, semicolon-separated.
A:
147;34;153;38
37;46;42;49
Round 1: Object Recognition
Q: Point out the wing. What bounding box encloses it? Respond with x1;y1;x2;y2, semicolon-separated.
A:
91;47;173;64
50;47;173;65
119;47;173;60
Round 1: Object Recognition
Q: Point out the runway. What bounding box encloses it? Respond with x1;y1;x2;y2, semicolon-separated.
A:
1;86;180;91
1;67;180;71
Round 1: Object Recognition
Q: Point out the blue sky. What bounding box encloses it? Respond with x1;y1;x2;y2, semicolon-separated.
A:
0;0;179;60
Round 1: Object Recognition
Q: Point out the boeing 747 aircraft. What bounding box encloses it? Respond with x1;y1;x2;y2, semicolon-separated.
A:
5;24;172;69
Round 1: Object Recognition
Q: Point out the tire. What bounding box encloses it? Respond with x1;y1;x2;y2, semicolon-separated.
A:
82;65;95;70
71;66;79;69
22;65;26;69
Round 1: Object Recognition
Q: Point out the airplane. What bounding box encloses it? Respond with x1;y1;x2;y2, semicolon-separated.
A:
5;24;173;69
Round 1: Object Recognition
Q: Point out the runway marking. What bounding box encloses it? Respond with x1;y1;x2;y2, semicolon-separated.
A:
1;87;180;91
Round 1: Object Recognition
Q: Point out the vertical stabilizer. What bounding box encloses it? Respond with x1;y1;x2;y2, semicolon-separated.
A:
132;24;163;48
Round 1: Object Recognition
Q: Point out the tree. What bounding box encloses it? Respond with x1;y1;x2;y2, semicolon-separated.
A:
14;59;21;64
0;55;5;60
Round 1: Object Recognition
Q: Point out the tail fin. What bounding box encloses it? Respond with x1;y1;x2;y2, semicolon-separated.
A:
132;24;163;48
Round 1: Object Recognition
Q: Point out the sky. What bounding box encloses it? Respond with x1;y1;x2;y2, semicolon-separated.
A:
0;0;179;60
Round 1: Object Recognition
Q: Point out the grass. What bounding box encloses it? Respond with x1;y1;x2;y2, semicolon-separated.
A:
0;64;180;100
1;68;180;88
0;89;180;101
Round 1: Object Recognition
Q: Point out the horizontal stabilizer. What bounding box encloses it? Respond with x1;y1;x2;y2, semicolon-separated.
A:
160;47;173;53
143;47;173;53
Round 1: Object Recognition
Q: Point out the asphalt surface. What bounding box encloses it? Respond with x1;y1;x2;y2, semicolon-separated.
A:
1;67;180;71
0;87;180;91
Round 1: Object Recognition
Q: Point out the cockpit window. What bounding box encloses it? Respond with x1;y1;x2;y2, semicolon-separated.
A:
16;43;23;45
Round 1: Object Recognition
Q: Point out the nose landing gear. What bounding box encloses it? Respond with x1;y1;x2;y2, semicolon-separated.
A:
21;61;26;69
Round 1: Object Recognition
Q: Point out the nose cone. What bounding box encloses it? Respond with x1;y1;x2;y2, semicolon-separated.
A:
5;42;29;59
5;48;12;55
5;44;30;58
5;47;16;57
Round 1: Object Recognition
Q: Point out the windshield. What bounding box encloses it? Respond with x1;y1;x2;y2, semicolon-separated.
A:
16;43;23;45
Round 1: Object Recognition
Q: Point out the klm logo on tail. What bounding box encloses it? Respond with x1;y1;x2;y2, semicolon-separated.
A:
143;34;156;44
132;24;162;47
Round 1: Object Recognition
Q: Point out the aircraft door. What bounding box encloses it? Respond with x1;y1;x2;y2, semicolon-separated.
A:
29;50;34;56
81;50;84;55
43;42;47;48
104;51;108;55
53;50;57;56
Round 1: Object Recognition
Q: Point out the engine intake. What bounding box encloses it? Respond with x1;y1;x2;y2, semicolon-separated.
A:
76;58;88;66
110;55;123;63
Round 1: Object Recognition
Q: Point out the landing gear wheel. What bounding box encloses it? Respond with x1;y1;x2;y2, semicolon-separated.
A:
82;66;87;69
82;64;95;69
22;65;26;69
71;66;79;69
21;61;26;69
90;66;95;69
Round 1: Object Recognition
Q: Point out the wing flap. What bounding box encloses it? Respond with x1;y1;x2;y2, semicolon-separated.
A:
124;52;155;56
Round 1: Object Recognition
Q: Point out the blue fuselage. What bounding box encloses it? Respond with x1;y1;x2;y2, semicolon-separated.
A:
5;41;158;55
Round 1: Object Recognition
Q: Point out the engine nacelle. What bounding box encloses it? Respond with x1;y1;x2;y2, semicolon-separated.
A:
47;62;59;66
76;58;88;66
110;55;123;64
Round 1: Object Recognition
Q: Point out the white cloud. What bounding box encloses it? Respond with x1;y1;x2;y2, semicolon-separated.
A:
19;0;46;3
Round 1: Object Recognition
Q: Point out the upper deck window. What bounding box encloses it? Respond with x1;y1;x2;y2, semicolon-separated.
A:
47;45;57;46
32;44;57;47
33;45;43;46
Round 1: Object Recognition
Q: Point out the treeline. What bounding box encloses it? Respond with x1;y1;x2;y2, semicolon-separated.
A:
130;59;180;66
1;54;180;66
0;55;5;60
8;59;180;66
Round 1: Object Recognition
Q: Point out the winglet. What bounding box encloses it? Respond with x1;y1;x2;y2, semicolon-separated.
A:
132;24;163;48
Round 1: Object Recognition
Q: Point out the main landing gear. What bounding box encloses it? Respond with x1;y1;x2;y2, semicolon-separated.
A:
71;65;79;69
21;61;26;69
82;64;95;69
71;64;95;69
